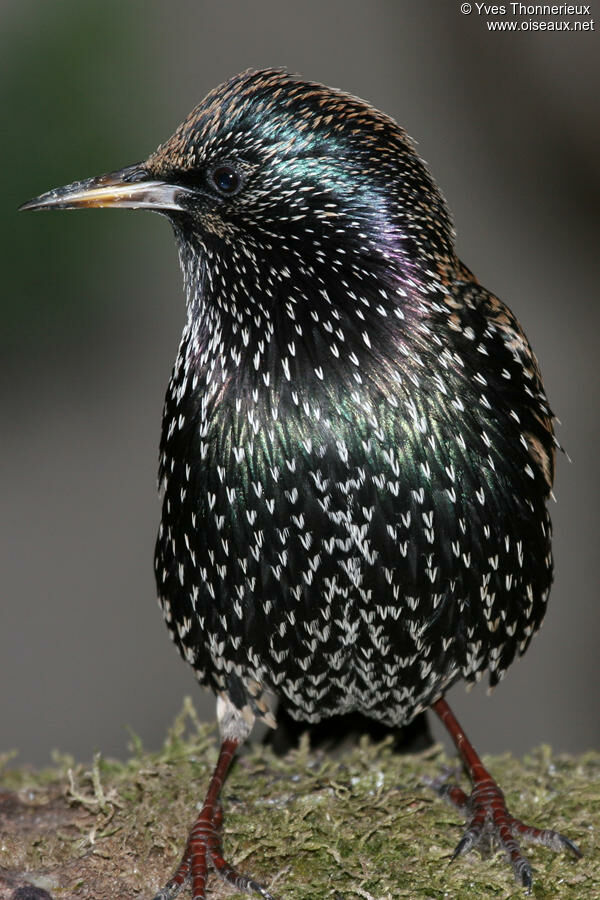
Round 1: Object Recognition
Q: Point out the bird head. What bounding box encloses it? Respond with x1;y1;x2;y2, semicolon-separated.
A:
22;68;454;277
22;69;460;389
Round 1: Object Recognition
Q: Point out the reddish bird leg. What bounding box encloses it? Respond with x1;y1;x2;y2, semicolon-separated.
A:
432;698;581;890
153;738;275;900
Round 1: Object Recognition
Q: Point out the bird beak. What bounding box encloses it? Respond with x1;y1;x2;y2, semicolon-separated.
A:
20;163;191;213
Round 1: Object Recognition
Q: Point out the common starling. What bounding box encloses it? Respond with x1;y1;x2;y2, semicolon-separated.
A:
22;68;581;898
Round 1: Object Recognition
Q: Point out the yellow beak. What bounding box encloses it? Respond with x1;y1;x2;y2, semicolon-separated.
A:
20;164;192;213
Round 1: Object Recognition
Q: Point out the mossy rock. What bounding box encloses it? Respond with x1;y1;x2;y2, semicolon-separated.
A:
1;699;598;899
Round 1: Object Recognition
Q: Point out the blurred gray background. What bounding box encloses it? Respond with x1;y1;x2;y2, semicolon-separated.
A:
2;0;598;767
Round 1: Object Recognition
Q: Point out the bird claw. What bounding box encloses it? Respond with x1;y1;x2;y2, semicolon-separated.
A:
153;850;275;900
438;773;581;891
151;881;187;900
153;801;275;900
557;834;584;858
450;830;476;861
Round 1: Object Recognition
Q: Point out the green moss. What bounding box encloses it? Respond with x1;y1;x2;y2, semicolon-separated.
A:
1;699;598;899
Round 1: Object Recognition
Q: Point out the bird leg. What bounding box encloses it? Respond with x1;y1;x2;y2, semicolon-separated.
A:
432;698;581;890
153;737;275;900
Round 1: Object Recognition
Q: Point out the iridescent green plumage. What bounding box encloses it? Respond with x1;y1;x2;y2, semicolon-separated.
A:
148;67;555;717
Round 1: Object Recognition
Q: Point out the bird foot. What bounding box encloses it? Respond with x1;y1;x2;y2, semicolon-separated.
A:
152;801;275;900
434;773;582;891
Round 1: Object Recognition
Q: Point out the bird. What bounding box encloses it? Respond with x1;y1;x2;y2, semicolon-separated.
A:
21;67;581;898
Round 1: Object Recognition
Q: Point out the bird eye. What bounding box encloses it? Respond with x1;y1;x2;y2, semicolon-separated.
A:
210;165;242;195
